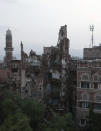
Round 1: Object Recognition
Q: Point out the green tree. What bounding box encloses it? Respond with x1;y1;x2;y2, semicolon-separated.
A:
20;98;45;130
0;90;21;124
0;112;32;131
86;105;101;131
45;113;75;131
0;89;76;131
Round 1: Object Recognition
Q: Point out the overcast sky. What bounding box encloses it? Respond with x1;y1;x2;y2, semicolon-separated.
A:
0;0;101;58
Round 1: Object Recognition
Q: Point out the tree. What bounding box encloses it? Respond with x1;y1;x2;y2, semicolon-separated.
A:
20;98;45;130
0;89;21;124
0;89;76;131
0;89;45;131
0;112;32;131
45;113;75;131
86;104;101;131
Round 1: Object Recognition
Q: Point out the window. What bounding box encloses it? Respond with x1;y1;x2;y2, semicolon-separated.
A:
94;103;101;110
2;64;6;69
93;74;99;81
25;89;28;93
82;93;89;101
80;119;86;126
95;94;101;103
93;83;98;89
48;73;52;79
35;71;39;76
80;101;89;108
99;77;101;81
7;72;10;79
94;75;98;81
82;74;89;81
81;82;89;88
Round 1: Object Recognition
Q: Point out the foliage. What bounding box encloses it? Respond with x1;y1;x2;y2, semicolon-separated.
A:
45;113;75;131
86;106;101;131
0;89;75;131
0;89;45;131
0;112;32;131
20;98;45;130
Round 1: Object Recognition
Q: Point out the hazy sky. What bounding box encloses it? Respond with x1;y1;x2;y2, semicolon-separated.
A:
0;0;101;58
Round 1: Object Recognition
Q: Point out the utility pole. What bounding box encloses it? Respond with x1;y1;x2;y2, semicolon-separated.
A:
90;25;94;47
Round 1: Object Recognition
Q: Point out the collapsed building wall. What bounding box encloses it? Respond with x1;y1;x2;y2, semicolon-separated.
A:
20;43;43;101
42;25;77;113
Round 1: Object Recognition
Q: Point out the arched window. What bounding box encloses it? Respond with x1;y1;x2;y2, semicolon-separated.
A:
93;74;99;89
80;93;89;109
94;93;101;110
94;93;101;103
93;74;99;81
82;93;89;101
81;73;89;81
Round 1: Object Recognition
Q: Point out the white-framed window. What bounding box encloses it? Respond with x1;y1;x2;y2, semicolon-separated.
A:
81;73;89;81
81;82;89;88
82;93;89;101
98;83;101;89
94;93;101;103
94;103;101;110
93;82;98;89
80;93;89;108
81;101;89;108
93;73;99;81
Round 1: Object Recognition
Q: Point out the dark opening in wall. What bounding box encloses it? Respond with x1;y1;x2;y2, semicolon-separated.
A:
93;83;98;89
81;82;89;88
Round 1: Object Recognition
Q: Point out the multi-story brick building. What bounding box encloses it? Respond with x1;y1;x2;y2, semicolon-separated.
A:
0;63;10;83
76;45;101;126
84;45;101;60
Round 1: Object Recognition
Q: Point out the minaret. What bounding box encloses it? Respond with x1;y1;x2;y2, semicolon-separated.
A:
21;41;24;68
5;29;13;63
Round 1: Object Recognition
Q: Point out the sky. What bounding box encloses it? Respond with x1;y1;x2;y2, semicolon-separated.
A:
0;0;101;59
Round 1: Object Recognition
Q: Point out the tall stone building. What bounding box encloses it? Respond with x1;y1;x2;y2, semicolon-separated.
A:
0;29;13;85
5;29;13;64
76;45;101;127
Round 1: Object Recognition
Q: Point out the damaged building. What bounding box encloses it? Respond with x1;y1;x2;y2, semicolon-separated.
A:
0;29;43;102
20;43;43;101
42;25;77;113
0;25;77;115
